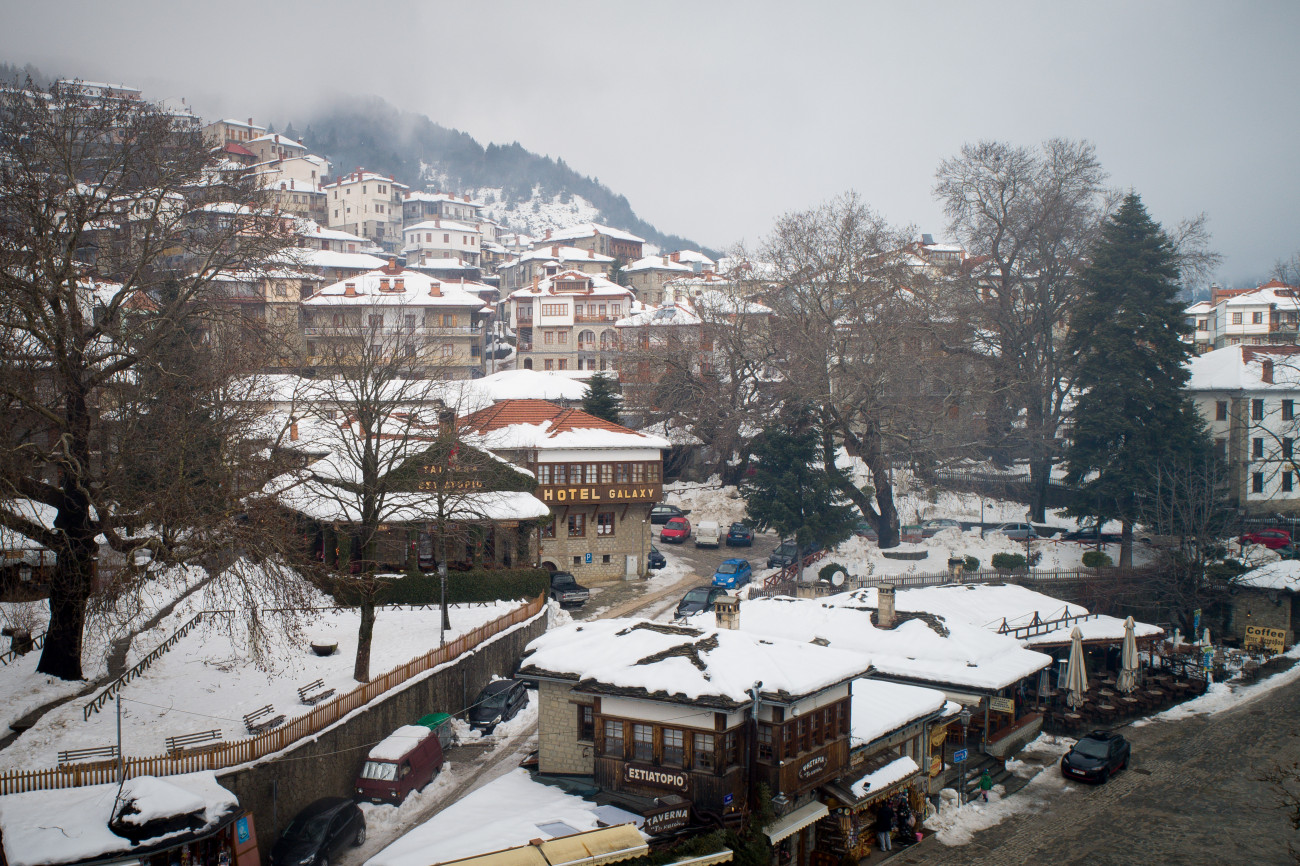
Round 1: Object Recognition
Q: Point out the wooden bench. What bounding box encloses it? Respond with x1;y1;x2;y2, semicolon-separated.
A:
58;744;119;768
166;730;224;755
243;705;286;735
298;679;335;706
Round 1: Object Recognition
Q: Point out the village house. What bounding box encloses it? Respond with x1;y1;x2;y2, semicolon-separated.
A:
535;223;645;265
506;270;634;372
323;168;409;253
624;254;696;306
1224;560;1300;652
202;117;267;146
1191;281;1300;351
300;261;491;378
499;245;616;295
403;218;483;267
401;191;484;227
1186;344;1300;512
518;608;875;859
460;399;668;580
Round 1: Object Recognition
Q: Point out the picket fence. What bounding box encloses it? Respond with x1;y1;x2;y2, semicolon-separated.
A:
0;594;545;795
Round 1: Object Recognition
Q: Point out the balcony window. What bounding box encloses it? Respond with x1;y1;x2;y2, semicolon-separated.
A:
633;724;652;761
693;733;715;771
604;720;623;757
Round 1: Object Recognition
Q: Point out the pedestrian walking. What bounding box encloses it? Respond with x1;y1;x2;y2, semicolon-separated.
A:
875;801;895;852
979;769;993;802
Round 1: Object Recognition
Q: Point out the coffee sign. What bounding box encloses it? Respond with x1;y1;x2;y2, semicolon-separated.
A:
1245;625;1287;653
623;763;690;792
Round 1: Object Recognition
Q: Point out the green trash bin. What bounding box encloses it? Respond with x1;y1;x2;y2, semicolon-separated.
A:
417;712;456;749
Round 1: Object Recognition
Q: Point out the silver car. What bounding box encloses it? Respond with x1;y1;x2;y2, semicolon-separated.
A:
984;522;1038;541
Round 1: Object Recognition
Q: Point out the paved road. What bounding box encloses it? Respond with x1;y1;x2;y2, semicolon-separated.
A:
896;672;1300;866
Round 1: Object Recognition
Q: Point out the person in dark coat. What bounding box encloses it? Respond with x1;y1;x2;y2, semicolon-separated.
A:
875;802;895;852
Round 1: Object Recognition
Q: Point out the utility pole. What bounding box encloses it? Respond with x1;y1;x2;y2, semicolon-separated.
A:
116;692;124;784
747;682;762;811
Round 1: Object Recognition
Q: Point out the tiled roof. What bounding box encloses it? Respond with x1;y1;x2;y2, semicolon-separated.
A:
461;399;640;437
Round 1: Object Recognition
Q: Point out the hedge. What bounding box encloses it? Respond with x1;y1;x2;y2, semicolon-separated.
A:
1081;550;1114;569
329;568;550;606
990;552;1027;571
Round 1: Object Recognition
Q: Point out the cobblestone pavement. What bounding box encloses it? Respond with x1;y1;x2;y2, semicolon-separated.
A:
896;672;1300;865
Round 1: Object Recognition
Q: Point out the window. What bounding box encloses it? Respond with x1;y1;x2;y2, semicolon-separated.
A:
757;724;774;761
1253;399;1265;421
1215;439;1227;461
541;518;555;539
553;464;567;485
558;359;568;370
1254;438;1265;459
577;705;594;741
568;513;585;537
1197;318;1208;330
1285;439;1294;459
633;724;653;761
600;463;614;484
693;733;715;771
724;731;739;767
404;313;417;330
443;313;456;327
1285;472;1294;493
538;465;553;485
571;464;584;482
597;512;615;536
1286;400;1295;421
1215;401;1228;421
544;331;555;345
1254;472;1265;494
1253;311;1265;324
440;344;454;360
632;463;645;483
585;464;598;484
796;717;808;753
604;720;624;756
557;331;568;344
1232;312;1243;325
662;728;684;767
615;463;630;483
368;314;383;329
542;304;565;317
443;233;450;243
544;359;554;370
647;463;661;482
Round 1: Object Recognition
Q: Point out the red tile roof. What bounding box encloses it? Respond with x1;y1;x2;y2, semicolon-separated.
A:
224;142;255;157
461;399;641;437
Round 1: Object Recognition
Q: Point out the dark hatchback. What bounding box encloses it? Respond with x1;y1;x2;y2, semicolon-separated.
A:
270;797;365;866
469;679;529;732
650;504;690;525
725;523;755;546
647;545;666;569
1061;730;1130;783
675;585;729;618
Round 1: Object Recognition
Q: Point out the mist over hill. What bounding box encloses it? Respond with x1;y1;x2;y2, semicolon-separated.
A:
283;94;713;254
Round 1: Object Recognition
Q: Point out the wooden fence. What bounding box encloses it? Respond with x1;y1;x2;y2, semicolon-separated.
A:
0;594;545;795
753;567;1154;598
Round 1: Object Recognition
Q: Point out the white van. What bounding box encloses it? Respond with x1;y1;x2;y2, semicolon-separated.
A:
694;521;721;548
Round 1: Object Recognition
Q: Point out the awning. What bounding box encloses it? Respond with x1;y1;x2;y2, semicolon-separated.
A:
764;801;829;844
536;824;649;866
661;851;734;866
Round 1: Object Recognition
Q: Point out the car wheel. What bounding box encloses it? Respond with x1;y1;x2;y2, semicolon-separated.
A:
354;824;367;846
317;857;329;866
1099;768;1110;784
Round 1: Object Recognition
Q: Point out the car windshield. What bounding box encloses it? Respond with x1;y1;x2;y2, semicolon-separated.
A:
480;690;509;710
1074;738;1111;759
552;574;576;587
668;519;686;527
731;524;747;532
777;543;797;554
684;589;711;603
360;760;398;781
284;812;331;841
717;563;739;574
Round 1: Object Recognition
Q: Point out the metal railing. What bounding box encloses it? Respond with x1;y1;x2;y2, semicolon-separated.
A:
84;612;228;720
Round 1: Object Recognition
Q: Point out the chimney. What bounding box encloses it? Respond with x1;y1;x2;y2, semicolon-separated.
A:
387;257;398;274
551;246;559;257
877;584;897;629
379;278;390;292
587;248;594;258
1263;359;1275;384
714;594;740;630
429;280;441;298
394;277;404;292
544;229;552;241
463;194;470;202
289;422;299;441
248;117;253;127
671;252;680;263
343;282;357;297
531;274;540;294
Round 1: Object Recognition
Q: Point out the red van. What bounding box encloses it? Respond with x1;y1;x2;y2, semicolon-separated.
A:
354;725;445;805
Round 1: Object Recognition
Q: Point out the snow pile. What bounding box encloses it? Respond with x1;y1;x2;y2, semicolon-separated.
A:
369;726;432;761
661;478;750;529
850;755;920;799
114;775;208;825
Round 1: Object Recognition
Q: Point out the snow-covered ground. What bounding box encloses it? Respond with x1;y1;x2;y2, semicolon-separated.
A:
0;563;537;771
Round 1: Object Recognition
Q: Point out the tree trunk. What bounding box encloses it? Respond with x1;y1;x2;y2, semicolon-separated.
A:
1120;520;1134;569
439;530;451;631
353;595;375;682
1028;457;1051;523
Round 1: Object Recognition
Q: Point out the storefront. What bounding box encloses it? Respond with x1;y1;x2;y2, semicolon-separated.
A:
815;756;927;861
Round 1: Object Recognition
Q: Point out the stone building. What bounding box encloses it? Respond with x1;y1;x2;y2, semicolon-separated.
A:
460;399;668;581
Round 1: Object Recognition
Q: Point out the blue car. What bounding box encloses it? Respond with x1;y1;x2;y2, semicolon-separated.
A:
711;559;752;589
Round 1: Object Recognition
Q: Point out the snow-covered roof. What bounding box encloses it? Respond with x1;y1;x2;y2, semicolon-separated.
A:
507;245;615;266
1236;560;1300;592
295;219;369;244
1185;300;1214;315
303;268;490;310
506;270;632;302
1218;286;1300;309
850;755;920;800
472;369;590;404
0;771;238;866
280;248;389;272
521;617;873;708
275;472;550;524
406;219;481;234
1185;345;1300;391
403;191;484;208
625;255;694;274
324;171;409;190
542;222;645;245
636;419;705;446
615;303;701;329
369;725;432;761
850;678;946;747
462;400;670;452
691;288;773;317
711;594;1052;693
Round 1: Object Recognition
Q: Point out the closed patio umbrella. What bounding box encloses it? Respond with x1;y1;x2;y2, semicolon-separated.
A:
1064;626;1089;709
1117;615;1139;694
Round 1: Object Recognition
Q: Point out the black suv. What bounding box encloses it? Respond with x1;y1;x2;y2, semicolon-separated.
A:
650;504;690;525
270;797;366;866
1061;730;1130;783
767;540;818;570
549;571;590;608
675;585;729;618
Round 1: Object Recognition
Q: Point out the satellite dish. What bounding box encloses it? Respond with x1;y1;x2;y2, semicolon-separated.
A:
830;570;846;587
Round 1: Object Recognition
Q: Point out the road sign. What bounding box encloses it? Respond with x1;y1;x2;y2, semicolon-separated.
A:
584;552;592;564
723;793;734;805
953;748;968;763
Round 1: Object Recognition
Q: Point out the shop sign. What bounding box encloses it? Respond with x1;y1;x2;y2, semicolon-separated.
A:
1245;625;1286;653
798;755;828;780
623;762;690;792
989;696;1015;714
642;803;691;835
235;816;250;844
539;483;663;504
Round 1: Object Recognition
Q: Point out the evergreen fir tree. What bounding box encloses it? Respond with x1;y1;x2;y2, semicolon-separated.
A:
1064;192;1212;566
743;414;857;549
581;371;623;424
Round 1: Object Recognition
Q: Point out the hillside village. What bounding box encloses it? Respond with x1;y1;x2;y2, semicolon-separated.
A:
2;77;1300;866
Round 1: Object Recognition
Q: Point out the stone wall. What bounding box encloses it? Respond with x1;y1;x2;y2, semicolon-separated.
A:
540;506;653;584
1227;589;1295;647
218;611;546;861
536;679;594;775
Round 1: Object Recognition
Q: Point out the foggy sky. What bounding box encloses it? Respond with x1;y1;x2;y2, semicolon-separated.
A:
4;1;1296;284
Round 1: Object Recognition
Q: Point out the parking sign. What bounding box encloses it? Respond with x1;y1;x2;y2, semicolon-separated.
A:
584;552;592;564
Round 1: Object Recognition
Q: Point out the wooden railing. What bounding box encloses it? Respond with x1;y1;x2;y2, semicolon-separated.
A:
0;595;545;795
754;567;1153;599
85;613;227;720
0;631;45;667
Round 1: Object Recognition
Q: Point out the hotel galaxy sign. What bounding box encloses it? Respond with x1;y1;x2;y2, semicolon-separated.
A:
539;483;663;504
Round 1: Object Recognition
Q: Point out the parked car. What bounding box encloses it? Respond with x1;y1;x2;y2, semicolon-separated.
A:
354;724;446;804
1239;528;1292;550
921;518;962;537
726;523;755;547
694;520;722;548
675;584;730;617
647;545;666;569
899;524;926;543
469;679;529;733
983;522;1038;541
660;516;692;543
853;522;878;542
270;797;365;866
1063;524;1123;543
712;558;753;589
767;540;818;569
549;571;590;608
650;504;691;525
1061;730;1130;783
